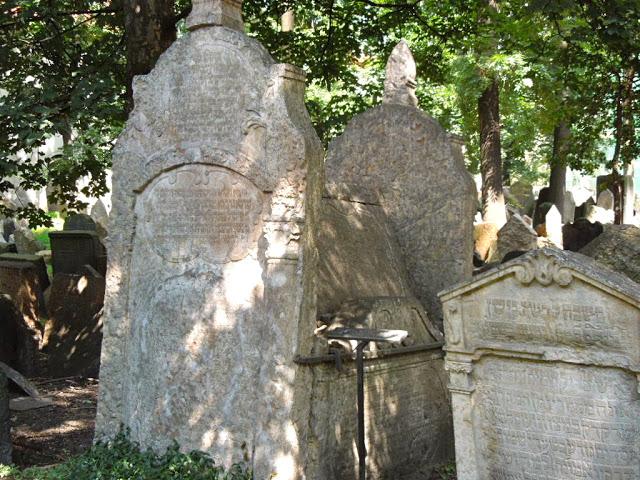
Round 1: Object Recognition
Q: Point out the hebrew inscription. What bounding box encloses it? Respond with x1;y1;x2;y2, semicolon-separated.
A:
476;358;640;480
138;164;263;263
477;297;633;352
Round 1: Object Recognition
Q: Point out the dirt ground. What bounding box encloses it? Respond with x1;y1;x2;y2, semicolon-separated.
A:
9;377;97;468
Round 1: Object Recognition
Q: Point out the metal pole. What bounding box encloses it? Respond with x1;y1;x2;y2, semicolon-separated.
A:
356;341;368;480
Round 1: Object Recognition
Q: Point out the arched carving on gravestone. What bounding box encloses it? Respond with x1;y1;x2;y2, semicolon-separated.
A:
135;164;264;264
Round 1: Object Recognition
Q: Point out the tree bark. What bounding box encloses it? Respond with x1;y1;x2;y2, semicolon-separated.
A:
611;66;636;224
124;0;177;112
479;78;506;227
549;122;570;219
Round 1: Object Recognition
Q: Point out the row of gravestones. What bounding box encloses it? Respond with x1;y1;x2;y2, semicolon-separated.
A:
0;207;108;381
93;2;471;478
91;2;640;479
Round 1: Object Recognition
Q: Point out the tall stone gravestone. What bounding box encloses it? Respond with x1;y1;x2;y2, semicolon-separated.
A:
440;249;640;480
95;1;323;478
325;40;476;324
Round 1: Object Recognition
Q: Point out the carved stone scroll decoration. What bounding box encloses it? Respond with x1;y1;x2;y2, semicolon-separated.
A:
514;250;574;287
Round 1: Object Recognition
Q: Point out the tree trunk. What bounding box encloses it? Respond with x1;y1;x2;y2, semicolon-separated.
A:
479;78;506;227
124;0;177;111
549;122;570;219
611;66;636;224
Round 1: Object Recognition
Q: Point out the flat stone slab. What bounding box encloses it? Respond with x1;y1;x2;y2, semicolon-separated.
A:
10;396;54;412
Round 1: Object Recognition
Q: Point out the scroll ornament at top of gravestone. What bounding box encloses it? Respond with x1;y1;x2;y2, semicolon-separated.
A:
325;40;476;324
95;1;324;479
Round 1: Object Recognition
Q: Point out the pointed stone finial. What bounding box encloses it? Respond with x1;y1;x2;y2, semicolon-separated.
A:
383;40;418;107
187;0;244;32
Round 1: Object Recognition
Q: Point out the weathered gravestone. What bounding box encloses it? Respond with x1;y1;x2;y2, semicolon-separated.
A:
0;295;37;377
597;188;615;210
0;253;50;292
325;40;476;324
95;1;324;478
0;370;10;465
13;226;44;255
314;198;454;477
50;231;107;277
494;213;537;262
440;249;640;480
0;261;44;361
43;267;104;378
580;224;640;283
64;213;97;232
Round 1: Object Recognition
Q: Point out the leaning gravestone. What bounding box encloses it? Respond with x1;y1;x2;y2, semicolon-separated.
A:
440;249;640;480
494;213;537;261
325;40;476;323
95;1;323;478
0;370;10;465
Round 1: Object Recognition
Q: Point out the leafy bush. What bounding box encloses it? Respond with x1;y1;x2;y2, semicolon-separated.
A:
1;431;251;480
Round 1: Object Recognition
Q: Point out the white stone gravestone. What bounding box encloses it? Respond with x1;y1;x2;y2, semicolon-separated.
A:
95;1;323;478
440;249;640;480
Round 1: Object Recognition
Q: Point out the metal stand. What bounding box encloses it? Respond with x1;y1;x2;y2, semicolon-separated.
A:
355;341;367;480
326;327;408;480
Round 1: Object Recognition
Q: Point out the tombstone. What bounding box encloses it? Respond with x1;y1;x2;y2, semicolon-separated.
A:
532;186;551;226
562;218;603;252
317;199;411;315
0;295;38;376
545;204;563;248
0;263;43;377
596;188;614;210
325;40;476;323
580;224;640;283
562;190;575;224
13;226;44;255
64;213;97;232
440;249;640;480
0;240;15;255
0;370;10;465
43;268;104;378
95;1;324;478
623;163;635;224
586;203;615;224
90;199;109;240
574;196;594;219
494;214;538;262
315;198;454;475
49;231;107;277
309;297;451;479
0;253;50;292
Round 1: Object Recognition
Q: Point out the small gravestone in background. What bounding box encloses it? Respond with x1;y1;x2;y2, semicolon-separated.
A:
13;227;44;255
95;1;324;477
574;196;595;219
326;40;476;324
545;204;563;248
562;190;575;224
64;213;97;232
49;231;107;277
441;249;640;480
494;214;537;262
0;295;36;376
0;370;10;465
597;188;615;210
0;253;50;292
562;218;603;252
